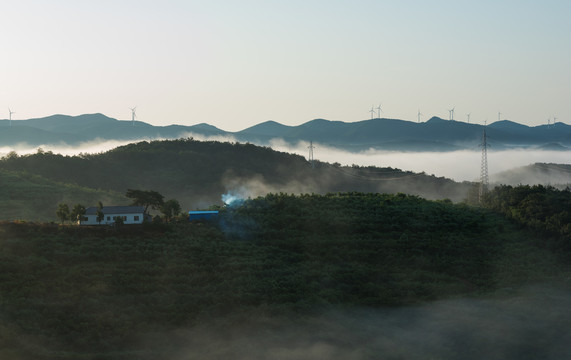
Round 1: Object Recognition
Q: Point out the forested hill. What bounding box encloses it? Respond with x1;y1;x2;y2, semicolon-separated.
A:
0;138;472;221
1;192;570;359
492;163;571;187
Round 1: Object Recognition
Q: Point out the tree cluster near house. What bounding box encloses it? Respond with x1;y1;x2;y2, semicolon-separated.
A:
58;189;183;225
56;202;86;224
162;198;182;223
125;189;164;213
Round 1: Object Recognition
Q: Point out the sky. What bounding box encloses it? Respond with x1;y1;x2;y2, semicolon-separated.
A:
1;0;570;132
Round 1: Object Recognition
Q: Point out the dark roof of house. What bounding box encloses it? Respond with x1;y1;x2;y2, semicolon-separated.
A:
85;206;145;215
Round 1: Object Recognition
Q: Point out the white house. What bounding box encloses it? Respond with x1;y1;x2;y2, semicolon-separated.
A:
82;206;150;225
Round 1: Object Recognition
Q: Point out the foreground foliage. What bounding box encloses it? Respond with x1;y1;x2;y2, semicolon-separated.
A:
0;192;567;359
482;185;571;259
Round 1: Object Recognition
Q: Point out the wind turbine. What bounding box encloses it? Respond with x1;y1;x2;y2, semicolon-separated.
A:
370;105;376;119
376;104;382;118
8;108;14;127
448;107;455;120
417;109;423;123
498;112;502;122
130;107;137;126
466;113;471;123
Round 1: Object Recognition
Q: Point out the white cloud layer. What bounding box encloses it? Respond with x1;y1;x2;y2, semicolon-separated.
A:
1;135;570;184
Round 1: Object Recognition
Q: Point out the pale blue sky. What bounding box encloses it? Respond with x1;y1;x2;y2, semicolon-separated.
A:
2;0;569;130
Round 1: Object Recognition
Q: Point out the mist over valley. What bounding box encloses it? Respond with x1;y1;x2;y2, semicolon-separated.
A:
2;113;570;185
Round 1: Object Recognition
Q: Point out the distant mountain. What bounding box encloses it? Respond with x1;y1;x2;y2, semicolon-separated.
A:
488;120;530;131
0;113;227;147
15;113;119;133
239;120;294;136
1;114;570;152
239;116;571;151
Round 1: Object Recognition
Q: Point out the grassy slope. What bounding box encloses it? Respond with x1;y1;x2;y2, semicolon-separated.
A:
0;193;568;359
0;169;127;221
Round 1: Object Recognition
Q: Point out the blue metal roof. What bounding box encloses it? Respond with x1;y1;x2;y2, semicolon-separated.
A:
188;211;219;214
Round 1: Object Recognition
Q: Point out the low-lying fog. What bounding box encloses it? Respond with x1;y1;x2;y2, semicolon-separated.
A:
146;285;571;360
267;139;571;183
2;134;570;183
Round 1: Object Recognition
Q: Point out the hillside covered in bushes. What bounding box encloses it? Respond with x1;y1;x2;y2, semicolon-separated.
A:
1;192;569;359
0;139;472;221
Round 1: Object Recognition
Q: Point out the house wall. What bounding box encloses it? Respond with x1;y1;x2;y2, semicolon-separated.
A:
83;213;145;225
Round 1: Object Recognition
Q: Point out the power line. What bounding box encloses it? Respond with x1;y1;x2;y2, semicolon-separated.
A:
479;126;489;203
308;140;315;169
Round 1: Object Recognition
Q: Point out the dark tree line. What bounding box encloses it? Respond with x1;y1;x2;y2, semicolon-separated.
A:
56;203;86;225
482;184;571;258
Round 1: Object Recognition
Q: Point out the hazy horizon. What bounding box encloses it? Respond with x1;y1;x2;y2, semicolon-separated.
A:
2;1;569;131
1;112;570;130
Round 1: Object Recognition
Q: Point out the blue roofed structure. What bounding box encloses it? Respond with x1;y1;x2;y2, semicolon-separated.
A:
189;210;219;221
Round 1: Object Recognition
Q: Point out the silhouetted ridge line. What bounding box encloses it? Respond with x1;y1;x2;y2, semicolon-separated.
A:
1;113;570;152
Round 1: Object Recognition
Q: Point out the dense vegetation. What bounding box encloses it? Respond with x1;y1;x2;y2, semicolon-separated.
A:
1;139;569;358
482;185;571;259
0;192;568;359
0;139;472;221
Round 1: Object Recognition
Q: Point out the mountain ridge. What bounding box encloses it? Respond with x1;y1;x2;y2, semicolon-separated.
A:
1;114;570;152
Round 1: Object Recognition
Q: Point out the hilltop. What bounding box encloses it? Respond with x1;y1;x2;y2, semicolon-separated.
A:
0;138;473;221
2;113;570;152
493;163;571;187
